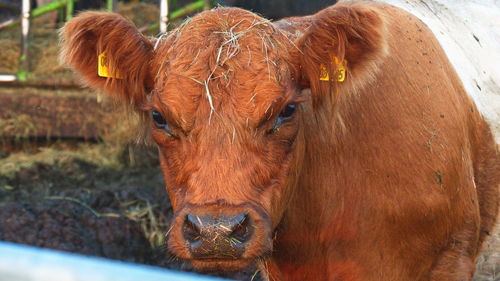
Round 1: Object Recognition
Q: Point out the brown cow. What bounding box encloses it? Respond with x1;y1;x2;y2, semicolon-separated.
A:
59;1;499;280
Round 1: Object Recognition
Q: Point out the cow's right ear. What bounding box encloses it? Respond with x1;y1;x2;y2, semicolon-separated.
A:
60;11;154;110
292;2;388;106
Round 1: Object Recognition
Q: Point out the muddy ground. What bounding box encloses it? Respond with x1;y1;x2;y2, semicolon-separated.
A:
0;143;171;265
0;141;262;280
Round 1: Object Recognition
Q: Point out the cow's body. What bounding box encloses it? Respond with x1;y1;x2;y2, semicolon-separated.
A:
273;4;498;280
60;1;499;280
381;0;500;143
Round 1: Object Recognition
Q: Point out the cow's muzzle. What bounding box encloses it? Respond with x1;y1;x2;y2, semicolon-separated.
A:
168;203;272;272
183;213;252;259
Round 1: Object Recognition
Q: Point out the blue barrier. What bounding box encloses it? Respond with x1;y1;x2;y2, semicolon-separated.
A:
0;241;228;281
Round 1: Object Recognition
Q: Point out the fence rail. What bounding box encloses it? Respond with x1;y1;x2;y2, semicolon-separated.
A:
0;241;228;281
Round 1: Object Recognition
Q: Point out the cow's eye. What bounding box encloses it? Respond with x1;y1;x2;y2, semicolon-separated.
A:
269;103;297;134
279;103;296;119
152;111;174;137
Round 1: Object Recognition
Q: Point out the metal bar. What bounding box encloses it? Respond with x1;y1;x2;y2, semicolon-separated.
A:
0;241;228;281
170;0;204;20
0;74;17;82
0;17;16;29
159;0;169;33
18;0;30;82
32;0;68;18
66;0;74;20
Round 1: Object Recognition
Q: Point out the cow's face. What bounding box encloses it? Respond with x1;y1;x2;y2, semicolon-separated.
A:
60;3;385;273
148;9;305;272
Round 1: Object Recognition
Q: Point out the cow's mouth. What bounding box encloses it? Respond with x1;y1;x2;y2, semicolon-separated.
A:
185;257;268;280
184;246;272;271
167;240;272;277
167;246;273;277
189;257;254;272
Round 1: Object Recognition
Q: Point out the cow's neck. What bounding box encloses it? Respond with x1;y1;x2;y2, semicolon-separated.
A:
269;98;361;280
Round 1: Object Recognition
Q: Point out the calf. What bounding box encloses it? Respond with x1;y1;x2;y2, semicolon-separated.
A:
60;1;499;280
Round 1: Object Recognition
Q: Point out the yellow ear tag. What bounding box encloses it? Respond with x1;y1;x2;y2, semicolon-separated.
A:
98;52;123;79
319;56;347;82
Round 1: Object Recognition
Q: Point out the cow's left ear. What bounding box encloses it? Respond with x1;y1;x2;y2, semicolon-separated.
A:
59;11;155;110
293;2;387;106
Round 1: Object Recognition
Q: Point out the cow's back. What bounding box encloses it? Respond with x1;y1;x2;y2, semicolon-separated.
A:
379;0;500;143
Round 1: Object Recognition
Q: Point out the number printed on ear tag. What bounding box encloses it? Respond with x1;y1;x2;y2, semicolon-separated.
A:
319;56;347;82
98;52;124;79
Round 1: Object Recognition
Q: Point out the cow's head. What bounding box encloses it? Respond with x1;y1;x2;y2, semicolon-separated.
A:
60;2;386;273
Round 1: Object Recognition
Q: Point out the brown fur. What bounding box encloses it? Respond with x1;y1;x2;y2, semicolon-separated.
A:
60;1;499;280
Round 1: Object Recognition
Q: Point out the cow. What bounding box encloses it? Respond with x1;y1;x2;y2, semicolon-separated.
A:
59;1;499;280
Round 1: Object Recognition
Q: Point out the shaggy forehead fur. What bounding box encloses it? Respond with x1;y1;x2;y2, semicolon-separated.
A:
151;8;298;133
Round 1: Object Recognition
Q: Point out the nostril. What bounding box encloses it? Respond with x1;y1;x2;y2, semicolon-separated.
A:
183;213;253;259
229;214;251;243
183;214;202;242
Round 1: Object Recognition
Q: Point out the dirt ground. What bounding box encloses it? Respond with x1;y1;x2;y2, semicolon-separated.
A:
0;143;171;265
0;141;262;280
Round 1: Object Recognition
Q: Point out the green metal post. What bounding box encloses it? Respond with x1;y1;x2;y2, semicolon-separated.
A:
32;0;68;18
170;0;205;19
66;0;74;20
107;0;117;12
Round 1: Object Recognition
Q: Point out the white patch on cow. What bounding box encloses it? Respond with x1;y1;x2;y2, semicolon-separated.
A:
378;0;500;142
